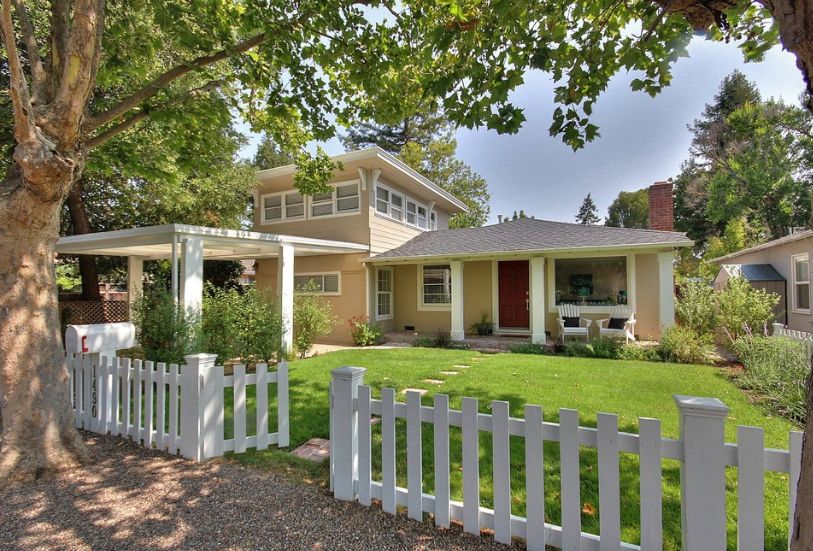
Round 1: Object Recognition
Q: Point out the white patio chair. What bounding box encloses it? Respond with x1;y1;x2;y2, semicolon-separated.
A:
557;304;591;343
595;305;637;343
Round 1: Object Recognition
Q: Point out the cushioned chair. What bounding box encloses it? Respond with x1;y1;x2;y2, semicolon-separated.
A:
557;304;591;343
595;305;636;343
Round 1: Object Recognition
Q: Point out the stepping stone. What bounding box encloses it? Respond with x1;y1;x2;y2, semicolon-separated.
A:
400;388;428;396
423;379;444;385
453;364;470;369
440;371;459;376
290;438;330;463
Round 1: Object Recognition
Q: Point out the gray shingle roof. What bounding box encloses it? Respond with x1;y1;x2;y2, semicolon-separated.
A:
371;218;692;260
711;229;812;263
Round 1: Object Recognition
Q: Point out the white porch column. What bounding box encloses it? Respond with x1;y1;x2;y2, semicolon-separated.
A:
530;257;546;344
450;260;464;340
657;251;675;330
127;256;144;315
180;237;204;319
278;242;295;357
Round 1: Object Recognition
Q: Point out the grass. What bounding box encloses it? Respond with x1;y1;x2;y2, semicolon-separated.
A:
228;348;799;551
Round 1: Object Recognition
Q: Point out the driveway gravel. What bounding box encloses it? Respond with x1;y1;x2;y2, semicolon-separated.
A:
0;434;513;550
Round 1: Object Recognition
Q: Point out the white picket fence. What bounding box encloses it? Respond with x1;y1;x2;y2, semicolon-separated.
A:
68;352;289;460
329;367;803;551
773;322;813;358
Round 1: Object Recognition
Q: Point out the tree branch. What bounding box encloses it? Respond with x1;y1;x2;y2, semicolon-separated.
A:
48;0;105;147
85;80;226;150
0;0;38;146
11;0;46;104
85;32;267;132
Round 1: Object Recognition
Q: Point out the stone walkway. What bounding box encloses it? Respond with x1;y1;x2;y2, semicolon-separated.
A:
0;434;512;551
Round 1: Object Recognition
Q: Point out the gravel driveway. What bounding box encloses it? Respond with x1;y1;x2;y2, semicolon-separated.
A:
1;434;512;550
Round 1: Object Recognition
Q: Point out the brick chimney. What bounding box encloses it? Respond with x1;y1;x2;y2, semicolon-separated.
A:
648;181;674;231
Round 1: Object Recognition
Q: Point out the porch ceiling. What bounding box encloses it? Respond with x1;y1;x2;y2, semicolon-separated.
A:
56;224;369;260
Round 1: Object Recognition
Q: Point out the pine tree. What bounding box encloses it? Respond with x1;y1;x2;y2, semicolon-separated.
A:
575;193;600;225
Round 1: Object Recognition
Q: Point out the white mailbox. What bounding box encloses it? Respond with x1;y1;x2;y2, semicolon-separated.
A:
65;322;136;355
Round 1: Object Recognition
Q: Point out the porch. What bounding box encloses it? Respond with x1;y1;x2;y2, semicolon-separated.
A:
368;251;678;343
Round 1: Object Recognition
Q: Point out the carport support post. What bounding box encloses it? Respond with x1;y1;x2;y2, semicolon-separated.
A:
180;237;204;319
127;256;144;317
530;257;546;344
674;395;729;551
330;366;366;501
450;260;464;340
657;251;675;330
278;242;295;358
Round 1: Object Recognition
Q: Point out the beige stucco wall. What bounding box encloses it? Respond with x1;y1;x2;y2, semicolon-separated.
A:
634;253;661;340
255;253;368;344
715;237;812;332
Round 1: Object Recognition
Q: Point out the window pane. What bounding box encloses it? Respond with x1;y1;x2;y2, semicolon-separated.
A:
286;191;304;205
323;274;340;293
376;199;389;214
295;275;323;292
796;258;809;282
311;202;334;217
554;256;628;305
287;204;305;218
798;283;810;310
377;270;392;292
376;187;389;200
392;194;403;207
391;206;403;221
337;195;359;212
337;184;358;198
264;195;282;208
423;265;451;304
407;202;416;213
377;293;390;316
313;191;333;202
265;206;282;220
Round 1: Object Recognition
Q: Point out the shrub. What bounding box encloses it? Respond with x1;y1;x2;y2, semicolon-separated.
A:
589;336;621;359
293;281;336;359
413;330;470;350
563;341;596;357
676;281;718;335
731;336;810;423
617;343;660;362
717;276;779;341
510;342;548;355
348;316;382;346
656;326;715;365
202;286;281;365
132;286;201;364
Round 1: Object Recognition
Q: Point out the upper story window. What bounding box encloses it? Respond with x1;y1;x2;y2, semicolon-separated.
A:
375;182;434;231
259;180;360;224
262;190;305;223
792;253;810;313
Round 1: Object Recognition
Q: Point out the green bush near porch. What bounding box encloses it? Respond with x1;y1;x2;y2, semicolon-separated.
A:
232;348;798;551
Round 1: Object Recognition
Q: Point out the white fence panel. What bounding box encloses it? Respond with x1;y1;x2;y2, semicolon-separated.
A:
773;323;813;357
329;367;804;551
67;353;289;462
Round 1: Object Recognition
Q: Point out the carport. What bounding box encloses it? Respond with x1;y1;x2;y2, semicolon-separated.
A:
56;224;369;355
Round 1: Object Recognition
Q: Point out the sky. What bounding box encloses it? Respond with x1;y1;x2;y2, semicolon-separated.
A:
239;38;804;225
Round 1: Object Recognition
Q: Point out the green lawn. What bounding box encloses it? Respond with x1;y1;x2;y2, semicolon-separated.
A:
230;348;799;551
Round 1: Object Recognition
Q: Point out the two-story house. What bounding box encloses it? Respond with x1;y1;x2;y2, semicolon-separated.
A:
252;147;693;345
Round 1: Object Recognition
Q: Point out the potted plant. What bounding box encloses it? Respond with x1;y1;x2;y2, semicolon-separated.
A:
471;312;494;336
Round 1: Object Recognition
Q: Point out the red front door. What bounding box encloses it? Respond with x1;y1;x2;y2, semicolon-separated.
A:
498;261;530;328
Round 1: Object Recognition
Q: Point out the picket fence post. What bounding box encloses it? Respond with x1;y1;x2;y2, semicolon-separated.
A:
330;366;366;501
180;353;220;461
674;394;730;551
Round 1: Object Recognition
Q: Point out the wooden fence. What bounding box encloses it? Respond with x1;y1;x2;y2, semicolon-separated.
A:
329;367;803;551
68;352;289;460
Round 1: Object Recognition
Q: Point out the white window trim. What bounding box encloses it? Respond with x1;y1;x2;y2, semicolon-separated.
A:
258;180;361;225
417;263;452;311
259;190;306;225
374;182;434;231
293;271;342;296
375;267;394;321
791;253;810;314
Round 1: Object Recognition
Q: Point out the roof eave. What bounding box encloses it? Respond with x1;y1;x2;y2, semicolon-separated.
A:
365;239;694;263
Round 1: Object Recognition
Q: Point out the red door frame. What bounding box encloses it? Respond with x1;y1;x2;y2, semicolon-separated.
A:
498;260;530;328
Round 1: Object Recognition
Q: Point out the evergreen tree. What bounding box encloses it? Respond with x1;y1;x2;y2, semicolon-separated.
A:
254;134;295;169
575;194;600;225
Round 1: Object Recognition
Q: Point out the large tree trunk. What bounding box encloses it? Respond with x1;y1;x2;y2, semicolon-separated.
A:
0;163;89;486
792;372;813;551
66;179;101;301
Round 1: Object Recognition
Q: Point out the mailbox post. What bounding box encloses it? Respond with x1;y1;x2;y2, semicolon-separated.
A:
65;322;136;423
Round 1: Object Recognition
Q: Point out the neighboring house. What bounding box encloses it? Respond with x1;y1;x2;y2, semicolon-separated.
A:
252;148;692;343
712;230;812;332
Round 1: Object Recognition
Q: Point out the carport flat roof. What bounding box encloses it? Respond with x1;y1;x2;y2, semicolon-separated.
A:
56;224;369;260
